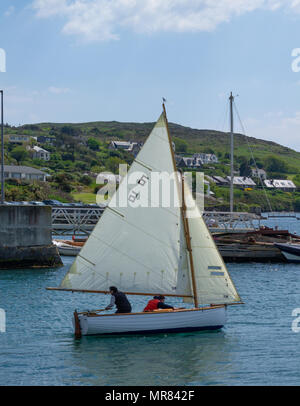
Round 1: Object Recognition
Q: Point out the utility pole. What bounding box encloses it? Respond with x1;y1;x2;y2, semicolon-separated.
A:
1;90;4;204
229;92;234;213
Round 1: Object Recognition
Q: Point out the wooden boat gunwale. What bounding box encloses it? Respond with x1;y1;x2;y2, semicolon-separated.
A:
81;305;225;317
79;302;243;317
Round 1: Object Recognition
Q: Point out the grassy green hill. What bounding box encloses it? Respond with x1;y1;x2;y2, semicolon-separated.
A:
2;119;300;211
31;120;300;172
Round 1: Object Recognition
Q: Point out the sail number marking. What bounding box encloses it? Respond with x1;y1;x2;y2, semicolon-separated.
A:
128;175;149;203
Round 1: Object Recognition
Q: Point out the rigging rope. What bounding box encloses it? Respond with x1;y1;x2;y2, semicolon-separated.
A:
233;101;273;213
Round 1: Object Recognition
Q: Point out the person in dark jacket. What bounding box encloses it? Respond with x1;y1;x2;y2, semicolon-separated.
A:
105;286;132;313
143;295;174;312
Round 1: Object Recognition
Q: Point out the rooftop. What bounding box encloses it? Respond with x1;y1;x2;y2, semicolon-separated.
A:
4;165;47;175
32;146;50;153
264;179;296;188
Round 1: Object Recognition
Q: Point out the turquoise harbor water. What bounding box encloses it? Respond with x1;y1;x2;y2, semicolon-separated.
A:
1;216;300;386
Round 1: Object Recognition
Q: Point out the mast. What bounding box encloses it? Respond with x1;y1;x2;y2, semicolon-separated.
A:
162;102;199;308
229;92;234;213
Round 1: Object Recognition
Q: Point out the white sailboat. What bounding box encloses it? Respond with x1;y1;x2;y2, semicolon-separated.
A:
47;104;242;338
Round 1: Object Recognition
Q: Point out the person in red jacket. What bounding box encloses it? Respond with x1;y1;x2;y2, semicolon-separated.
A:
143;295;174;312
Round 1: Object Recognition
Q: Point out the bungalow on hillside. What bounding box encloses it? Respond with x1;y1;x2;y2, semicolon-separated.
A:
226;176;256;188
177;157;202;169
4;165;48;181
109;140;142;157
193;153;219;164
264;179;296;192
212;176;229;186
37;135;55;145
9;134;36;143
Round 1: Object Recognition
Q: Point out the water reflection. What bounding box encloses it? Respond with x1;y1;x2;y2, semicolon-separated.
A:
69;330;235;385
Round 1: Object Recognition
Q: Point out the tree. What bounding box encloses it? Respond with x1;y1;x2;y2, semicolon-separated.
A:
293;174;300;187
90;127;100;135
106;157;126;173
54;173;74;193
239;161;252;177
173;137;188;153
202;147;215;154
238;156;252;177
11;146;28;164
294;197;300;211
79;175;92;186
265;155;288;173
61;126;76;136
87;138;100;151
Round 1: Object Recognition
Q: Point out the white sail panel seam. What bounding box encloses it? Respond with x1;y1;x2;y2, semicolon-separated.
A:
107;207;125;218
89;233;176;276
78;255;95;267
91;227;176;257
104;208;179;245
134;159;153;171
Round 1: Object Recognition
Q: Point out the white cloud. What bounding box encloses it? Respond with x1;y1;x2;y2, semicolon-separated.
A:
48;86;71;94
4;6;15;17
243;110;300;151
31;0;300;42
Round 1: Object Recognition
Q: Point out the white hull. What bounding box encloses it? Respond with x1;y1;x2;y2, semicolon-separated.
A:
74;306;226;337
53;240;81;256
57;246;80;256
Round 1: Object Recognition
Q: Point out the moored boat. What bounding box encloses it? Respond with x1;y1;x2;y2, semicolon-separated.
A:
213;227;300;262
274;243;300;263
53;240;82;256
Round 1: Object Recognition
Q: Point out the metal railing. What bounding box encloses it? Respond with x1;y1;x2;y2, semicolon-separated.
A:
52;206;104;235
203;211;261;231
51;206;261;235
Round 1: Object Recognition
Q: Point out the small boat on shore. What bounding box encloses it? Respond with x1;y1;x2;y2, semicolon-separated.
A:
274;243;300;263
53;240;82;256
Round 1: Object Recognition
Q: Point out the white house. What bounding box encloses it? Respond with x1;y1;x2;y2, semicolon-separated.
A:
226;176;256;188
264;179;296;192
177;157;202;169
32;146;50;161
9;134;36;143
251;168;267;180
108;140;142;157
4;165;48;181
193;153;219;164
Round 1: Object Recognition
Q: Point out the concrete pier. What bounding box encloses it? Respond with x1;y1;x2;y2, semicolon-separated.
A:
0;205;62;269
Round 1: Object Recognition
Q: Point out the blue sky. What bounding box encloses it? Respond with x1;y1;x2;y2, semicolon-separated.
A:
1;1;300;150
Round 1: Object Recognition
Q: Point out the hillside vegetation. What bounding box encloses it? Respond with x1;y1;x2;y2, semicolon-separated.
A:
2;119;300;211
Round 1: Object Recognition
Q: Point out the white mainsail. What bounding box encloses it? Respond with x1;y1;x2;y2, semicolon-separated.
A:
60;113;192;297
59;109;240;306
